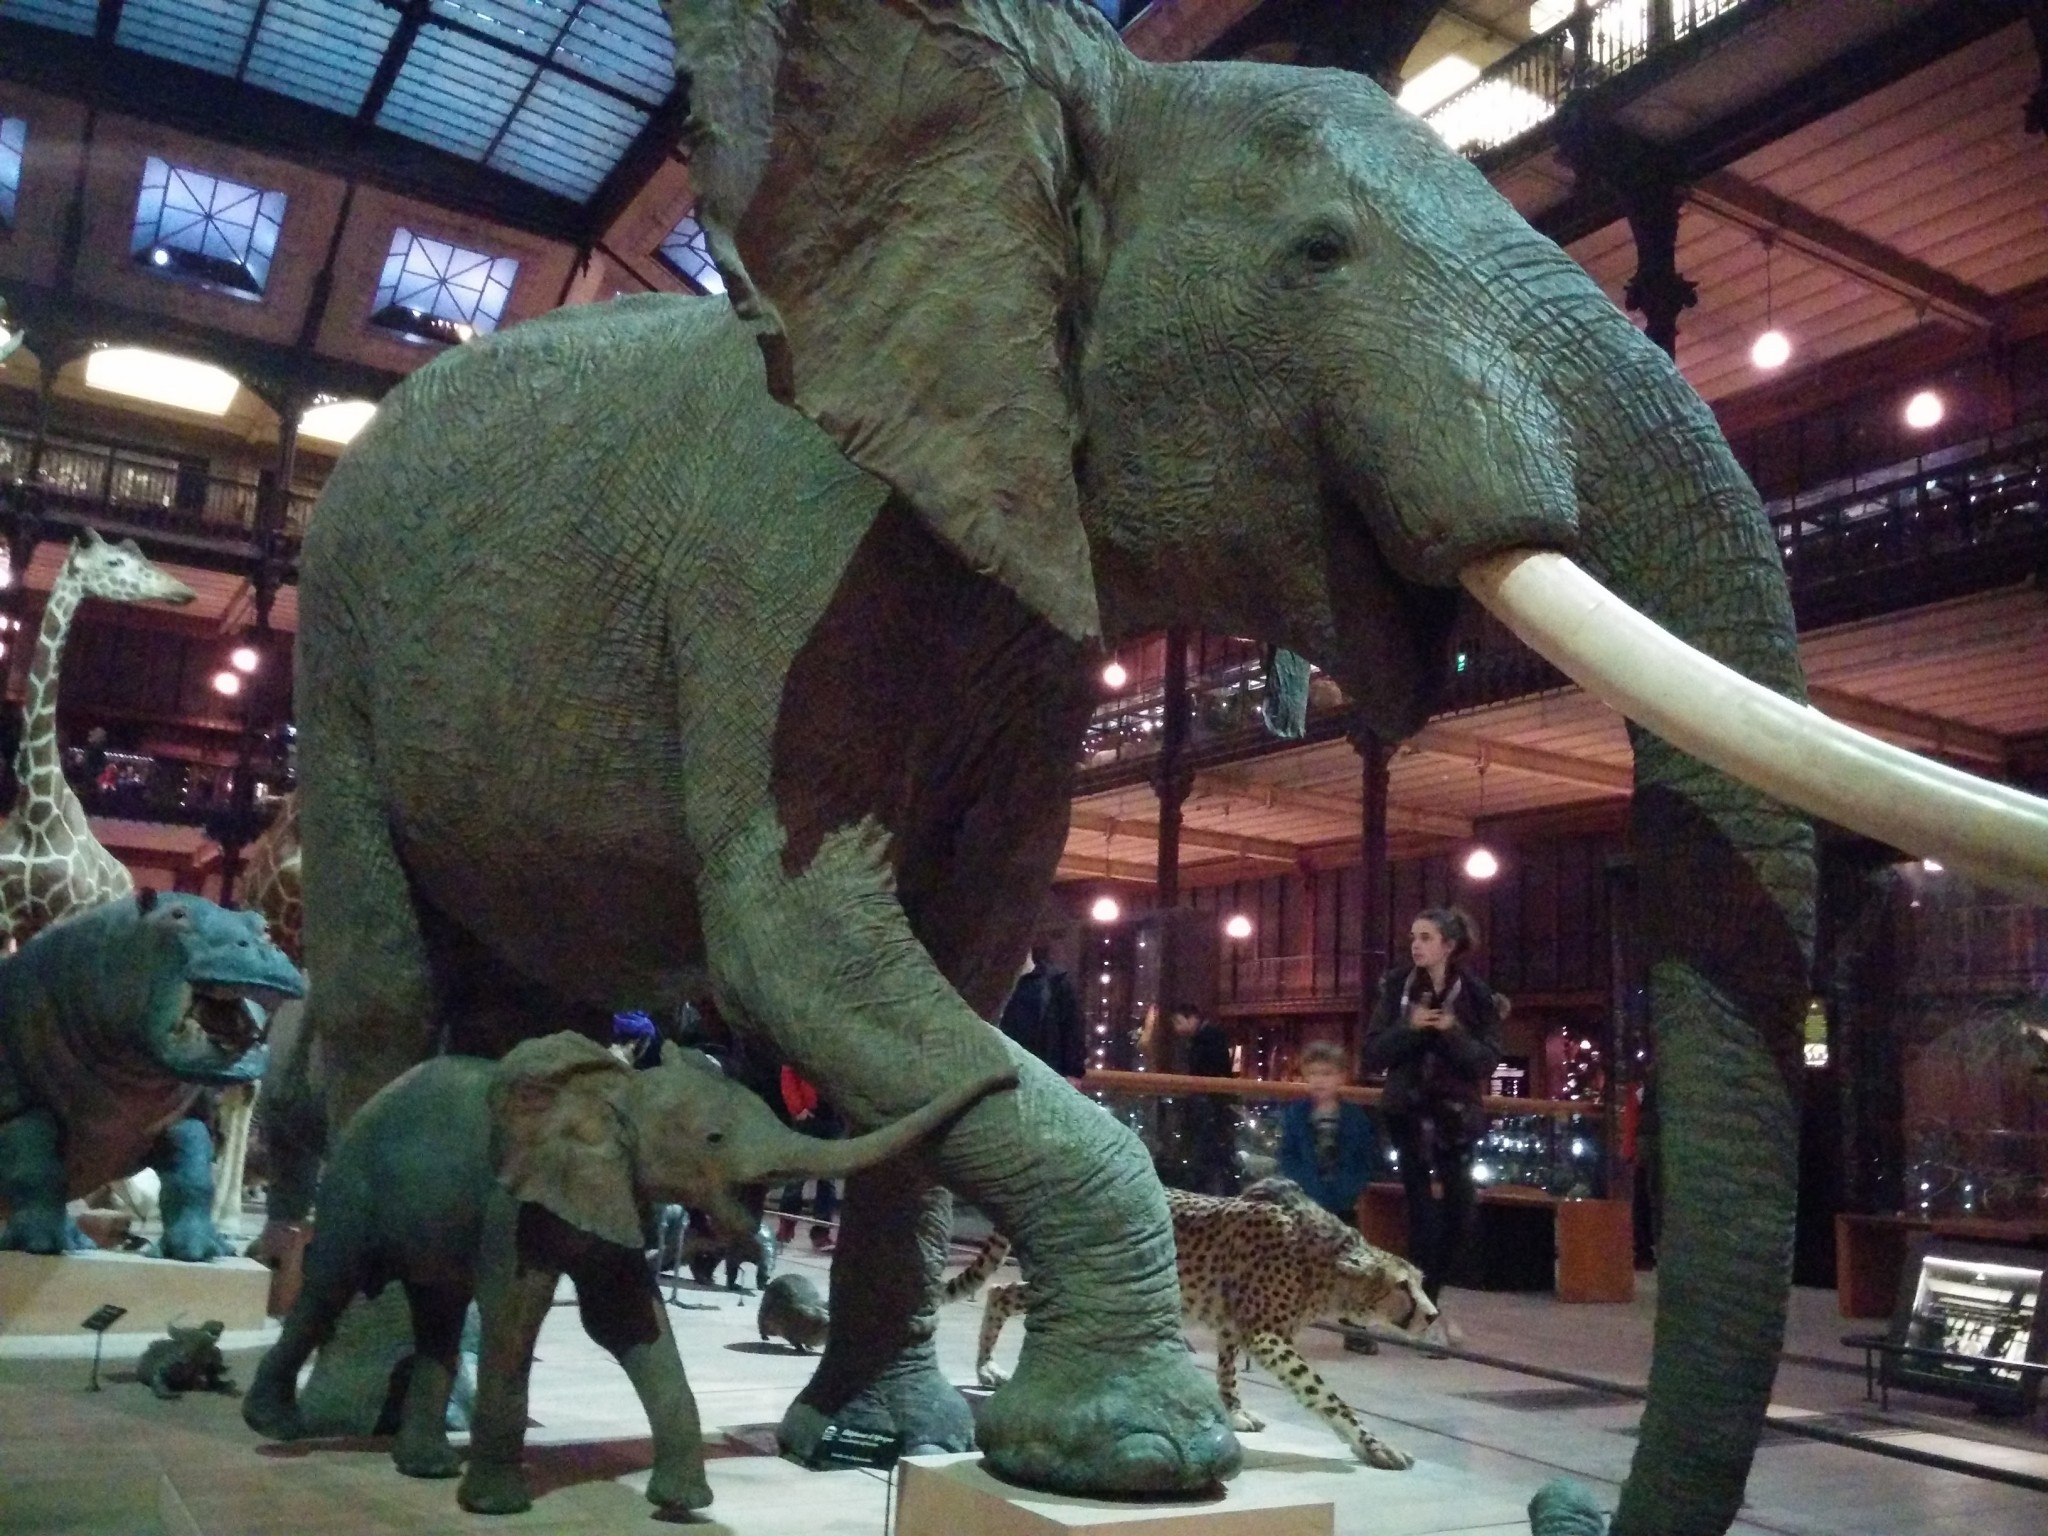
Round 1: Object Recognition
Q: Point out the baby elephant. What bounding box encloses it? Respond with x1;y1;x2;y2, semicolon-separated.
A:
244;1033;1011;1516
758;1272;830;1352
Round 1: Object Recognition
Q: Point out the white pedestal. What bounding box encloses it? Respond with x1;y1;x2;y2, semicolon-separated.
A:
895;1453;1335;1536
0;1249;271;1337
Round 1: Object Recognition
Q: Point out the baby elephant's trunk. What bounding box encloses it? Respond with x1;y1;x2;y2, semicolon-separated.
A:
733;1066;1017;1187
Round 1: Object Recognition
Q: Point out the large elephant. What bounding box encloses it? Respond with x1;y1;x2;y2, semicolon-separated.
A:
287;0;2048;1525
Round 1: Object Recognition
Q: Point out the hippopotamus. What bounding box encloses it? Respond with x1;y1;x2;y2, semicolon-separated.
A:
0;890;305;1259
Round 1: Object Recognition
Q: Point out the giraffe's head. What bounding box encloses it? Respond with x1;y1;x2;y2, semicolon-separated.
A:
69;530;196;607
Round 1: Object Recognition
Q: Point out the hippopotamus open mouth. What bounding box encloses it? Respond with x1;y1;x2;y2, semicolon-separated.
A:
172;986;273;1062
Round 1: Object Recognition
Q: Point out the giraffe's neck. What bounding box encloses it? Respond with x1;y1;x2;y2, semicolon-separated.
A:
11;560;85;820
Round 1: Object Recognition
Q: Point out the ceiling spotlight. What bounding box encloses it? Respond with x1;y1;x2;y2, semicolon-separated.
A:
1903;390;1944;430
150;247;171;268
1750;329;1791;370
1089;895;1121;924
1463;846;1499;880
1101;661;1129;690
230;645;260;674
211;669;242;697
1223;913;1253;940
1921;857;1943;873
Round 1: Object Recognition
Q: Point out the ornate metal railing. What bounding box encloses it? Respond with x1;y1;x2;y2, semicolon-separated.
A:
1422;0;1758;157
0;427;317;545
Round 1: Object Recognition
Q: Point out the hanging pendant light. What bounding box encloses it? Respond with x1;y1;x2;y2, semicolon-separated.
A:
1750;233;1791;371
1463;757;1498;881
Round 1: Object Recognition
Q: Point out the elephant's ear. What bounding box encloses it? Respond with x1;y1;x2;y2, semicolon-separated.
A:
488;1034;644;1250
666;0;1126;641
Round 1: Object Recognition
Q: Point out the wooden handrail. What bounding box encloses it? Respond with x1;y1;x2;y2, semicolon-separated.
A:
1075;1069;1601;1117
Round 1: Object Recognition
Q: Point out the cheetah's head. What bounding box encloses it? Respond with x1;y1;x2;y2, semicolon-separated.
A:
1333;1240;1436;1338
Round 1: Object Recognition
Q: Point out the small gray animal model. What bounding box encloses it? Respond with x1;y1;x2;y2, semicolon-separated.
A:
757;1272;829;1353
137;1319;237;1400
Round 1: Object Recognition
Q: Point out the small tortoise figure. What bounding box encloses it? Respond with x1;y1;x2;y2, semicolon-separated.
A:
757;1272;830;1352
947;1178;1436;1470
137;1319;237;1401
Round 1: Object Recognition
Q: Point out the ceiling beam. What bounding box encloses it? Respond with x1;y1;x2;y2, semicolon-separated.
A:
1688;171;2006;333
1406;726;1635;793
1806;684;2008;770
1191;768;1475;840
1440;3;1528;50
1069;807;1301;865
1055;850;1166;884
1122;0;1266;62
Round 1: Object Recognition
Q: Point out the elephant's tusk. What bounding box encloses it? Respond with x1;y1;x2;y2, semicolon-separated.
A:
1459;549;2048;904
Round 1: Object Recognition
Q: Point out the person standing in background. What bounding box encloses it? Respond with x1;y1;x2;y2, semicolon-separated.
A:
997;944;1087;1077
1362;907;1503;1341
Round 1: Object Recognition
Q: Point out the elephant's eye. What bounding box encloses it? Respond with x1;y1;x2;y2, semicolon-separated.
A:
1293;227;1350;273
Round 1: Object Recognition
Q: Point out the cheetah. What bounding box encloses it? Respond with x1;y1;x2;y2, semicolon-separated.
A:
945;1177;1436;1469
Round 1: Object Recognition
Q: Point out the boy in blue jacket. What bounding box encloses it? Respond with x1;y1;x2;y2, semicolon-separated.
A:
1277;1039;1380;1226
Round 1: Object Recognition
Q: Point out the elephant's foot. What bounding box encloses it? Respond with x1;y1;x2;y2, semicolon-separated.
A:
781;1351;975;1462
644;1454;713;1512
978;1340;1240;1496
241;1378;304;1441
0;1208;93;1253
155;1217;231;1262
393;1431;462;1480
456;1460;533;1516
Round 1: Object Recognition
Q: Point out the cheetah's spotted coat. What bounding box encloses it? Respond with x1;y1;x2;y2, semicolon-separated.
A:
945;1177;1436;1469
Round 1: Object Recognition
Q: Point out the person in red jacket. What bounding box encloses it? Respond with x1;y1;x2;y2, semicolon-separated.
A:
777;1065;840;1251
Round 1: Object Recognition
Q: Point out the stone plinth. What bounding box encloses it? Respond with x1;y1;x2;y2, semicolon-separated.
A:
895;1453;1334;1536
0;1249;271;1336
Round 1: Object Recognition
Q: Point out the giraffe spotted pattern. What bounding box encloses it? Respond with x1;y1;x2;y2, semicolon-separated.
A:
946;1177;1437;1469
0;532;194;947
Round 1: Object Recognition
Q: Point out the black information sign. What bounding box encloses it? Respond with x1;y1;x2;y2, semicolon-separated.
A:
81;1305;129;1333
802;1424;903;1470
1884;1240;2047;1415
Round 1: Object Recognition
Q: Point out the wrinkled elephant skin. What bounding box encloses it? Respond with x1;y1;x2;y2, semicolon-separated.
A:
288;0;2048;1522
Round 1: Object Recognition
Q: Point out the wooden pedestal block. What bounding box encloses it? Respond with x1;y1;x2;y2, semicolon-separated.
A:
1554;1199;1634;1303
895;1453;1334;1536
0;1249;271;1336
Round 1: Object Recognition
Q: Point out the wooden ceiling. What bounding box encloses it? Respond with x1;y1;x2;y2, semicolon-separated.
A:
1566;23;2048;408
1061;583;2048;886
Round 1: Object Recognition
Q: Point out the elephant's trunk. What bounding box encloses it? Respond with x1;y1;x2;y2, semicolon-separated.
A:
733;1066;1018;1187
1458;340;1815;1536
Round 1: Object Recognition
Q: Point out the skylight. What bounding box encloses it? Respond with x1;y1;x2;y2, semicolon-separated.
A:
0;118;25;230
299;399;378;447
84;347;241;416
655;210;725;296
7;0;678;205
131;156;288;300
3;0;98;36
369;228;520;345
1426;77;1556;156
1398;56;1482;117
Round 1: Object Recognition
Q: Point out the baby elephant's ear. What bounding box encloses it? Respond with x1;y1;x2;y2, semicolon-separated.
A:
667;0;1127;643
489;1034;645;1249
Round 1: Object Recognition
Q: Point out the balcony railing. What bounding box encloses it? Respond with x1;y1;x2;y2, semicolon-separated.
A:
0;428;318;545
1422;0;1757;157
1076;416;2048;784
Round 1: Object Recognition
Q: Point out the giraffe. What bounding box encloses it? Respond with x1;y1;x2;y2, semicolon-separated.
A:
214;791;300;1234
0;530;194;944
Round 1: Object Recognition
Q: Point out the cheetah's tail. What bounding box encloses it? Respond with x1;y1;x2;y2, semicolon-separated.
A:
940;1233;1012;1304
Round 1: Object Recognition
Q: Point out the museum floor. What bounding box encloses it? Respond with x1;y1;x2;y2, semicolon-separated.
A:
3;1238;2045;1536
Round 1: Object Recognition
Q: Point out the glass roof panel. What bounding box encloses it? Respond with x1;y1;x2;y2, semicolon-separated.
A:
376;23;541;161
655;209;725;296
372;227;520;336
489;71;646;201
115;0;261;76
430;0;575;57
0;117;25;229
131;154;287;297
1;0;99;36
555;0;675;108
243;0;400;117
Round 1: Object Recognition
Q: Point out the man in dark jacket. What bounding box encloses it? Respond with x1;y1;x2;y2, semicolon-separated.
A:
997;945;1087;1077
